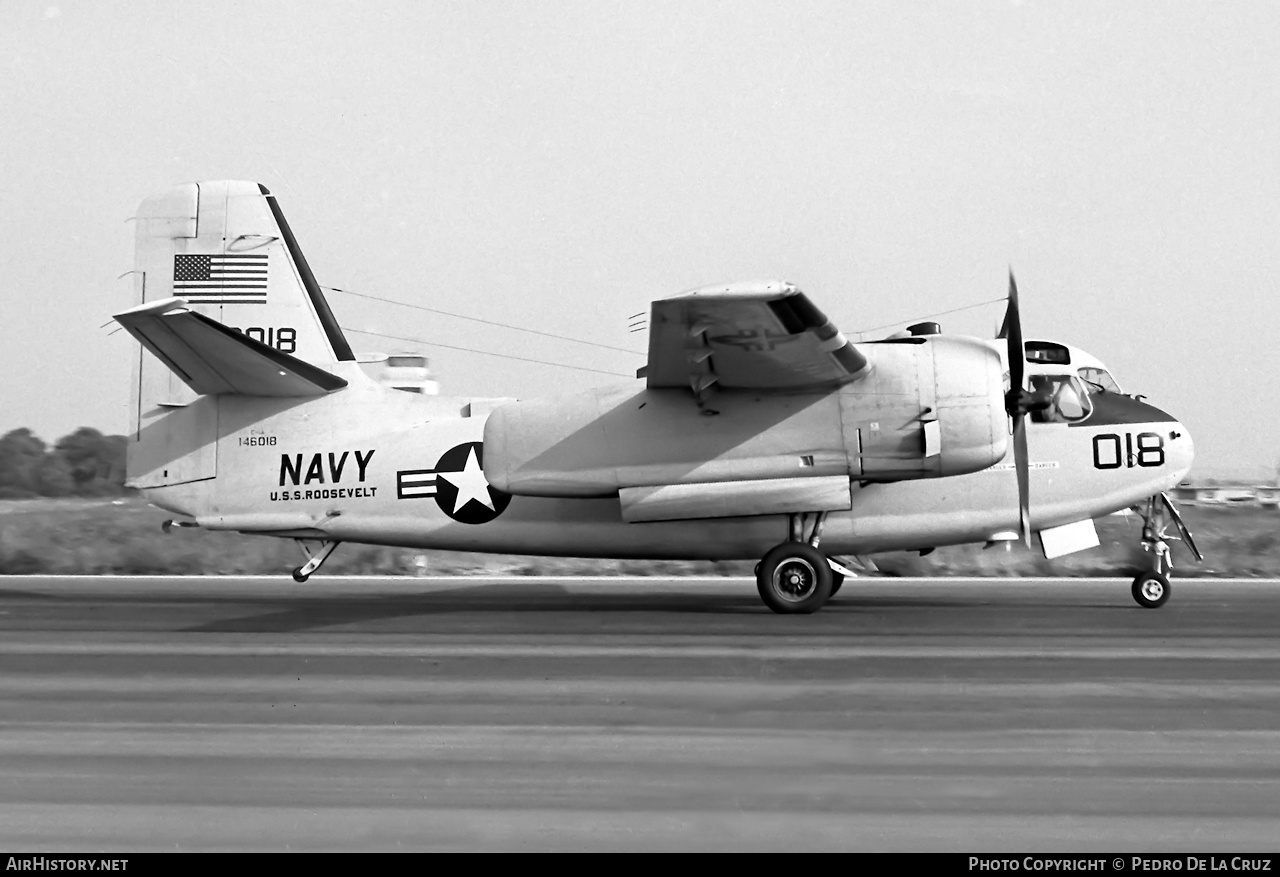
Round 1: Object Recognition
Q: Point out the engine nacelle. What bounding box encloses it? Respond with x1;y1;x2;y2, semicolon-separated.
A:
483;335;1007;501
850;335;1007;479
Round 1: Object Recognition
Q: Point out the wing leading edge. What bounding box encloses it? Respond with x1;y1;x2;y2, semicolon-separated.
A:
643;281;869;393
114;297;348;397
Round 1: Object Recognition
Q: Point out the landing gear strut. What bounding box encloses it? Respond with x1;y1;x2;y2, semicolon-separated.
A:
292;539;339;582
1129;493;1202;609
756;512;835;614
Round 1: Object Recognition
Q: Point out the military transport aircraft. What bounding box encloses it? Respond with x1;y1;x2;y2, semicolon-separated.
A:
113;181;1201;614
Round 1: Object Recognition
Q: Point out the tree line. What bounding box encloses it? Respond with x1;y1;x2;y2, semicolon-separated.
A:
0;428;128;498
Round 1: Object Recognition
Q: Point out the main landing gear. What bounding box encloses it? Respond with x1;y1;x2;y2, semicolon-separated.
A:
1129;492;1202;609
755;512;853;614
292;539;340;582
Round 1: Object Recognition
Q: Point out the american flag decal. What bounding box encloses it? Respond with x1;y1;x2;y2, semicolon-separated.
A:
173;253;269;304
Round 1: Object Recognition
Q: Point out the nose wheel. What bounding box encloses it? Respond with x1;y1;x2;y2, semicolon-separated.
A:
1131;570;1171;609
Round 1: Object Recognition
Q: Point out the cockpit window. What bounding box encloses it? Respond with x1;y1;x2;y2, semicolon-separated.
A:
1077;366;1121;395
1025;341;1071;364
1030;374;1093;424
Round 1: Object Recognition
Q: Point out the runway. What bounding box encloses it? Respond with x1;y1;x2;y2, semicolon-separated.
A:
2;575;1279;851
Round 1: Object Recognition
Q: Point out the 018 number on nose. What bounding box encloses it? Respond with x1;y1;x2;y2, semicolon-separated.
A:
1093;432;1164;469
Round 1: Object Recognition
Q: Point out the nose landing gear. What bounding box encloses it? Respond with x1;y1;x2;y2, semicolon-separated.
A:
1130;493;1202;609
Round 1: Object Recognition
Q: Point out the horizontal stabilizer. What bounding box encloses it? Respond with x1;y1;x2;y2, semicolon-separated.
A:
114;297;348;397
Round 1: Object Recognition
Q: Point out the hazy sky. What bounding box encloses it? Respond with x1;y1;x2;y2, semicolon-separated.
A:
2;1;1276;479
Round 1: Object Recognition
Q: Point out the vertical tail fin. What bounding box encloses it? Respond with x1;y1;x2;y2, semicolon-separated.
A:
127;181;353;490
133;181;353;365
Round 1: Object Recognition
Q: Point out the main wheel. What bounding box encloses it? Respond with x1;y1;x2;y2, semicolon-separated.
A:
292;567;310;583
829;573;844;597
1131;571;1170;608
756;542;833;614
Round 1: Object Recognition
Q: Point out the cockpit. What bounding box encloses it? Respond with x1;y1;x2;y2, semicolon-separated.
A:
1010;340;1127;426
1022;340;1122;395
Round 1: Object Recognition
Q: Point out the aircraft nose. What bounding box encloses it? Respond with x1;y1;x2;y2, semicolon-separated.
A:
1168;420;1194;481
1095;393;1194;483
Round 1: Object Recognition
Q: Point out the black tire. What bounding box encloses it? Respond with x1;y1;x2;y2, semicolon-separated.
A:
756;542;833;614
1131;571;1170;608
292;567;310;583
829;573;844;597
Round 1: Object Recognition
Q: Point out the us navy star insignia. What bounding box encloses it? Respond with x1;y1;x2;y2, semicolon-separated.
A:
438;446;494;513
428;441;512;524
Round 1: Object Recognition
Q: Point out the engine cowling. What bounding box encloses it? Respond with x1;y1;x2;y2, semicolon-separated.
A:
850;335;1007;479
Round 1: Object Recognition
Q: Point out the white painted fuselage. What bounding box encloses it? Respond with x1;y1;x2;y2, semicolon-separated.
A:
144;365;1192;560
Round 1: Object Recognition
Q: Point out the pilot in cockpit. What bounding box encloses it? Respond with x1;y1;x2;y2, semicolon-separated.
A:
1031;374;1091;424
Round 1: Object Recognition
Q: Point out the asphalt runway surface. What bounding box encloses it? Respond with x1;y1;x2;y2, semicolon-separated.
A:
1;574;1278;852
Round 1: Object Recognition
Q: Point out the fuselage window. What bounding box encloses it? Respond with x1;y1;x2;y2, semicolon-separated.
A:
1030;374;1093;424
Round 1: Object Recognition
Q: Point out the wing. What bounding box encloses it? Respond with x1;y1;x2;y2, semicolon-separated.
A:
642;281;869;392
114;297;348;397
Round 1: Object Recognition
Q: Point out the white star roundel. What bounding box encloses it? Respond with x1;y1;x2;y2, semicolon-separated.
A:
432;442;511;524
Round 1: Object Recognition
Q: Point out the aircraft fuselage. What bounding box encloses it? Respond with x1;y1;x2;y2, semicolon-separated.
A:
142;370;1193;560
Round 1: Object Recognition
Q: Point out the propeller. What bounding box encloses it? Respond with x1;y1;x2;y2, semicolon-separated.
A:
1001;272;1050;547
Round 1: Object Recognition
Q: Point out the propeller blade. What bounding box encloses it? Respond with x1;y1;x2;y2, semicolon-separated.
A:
1003;271;1032;547
1005;271;1024;406
1013;414;1031;547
